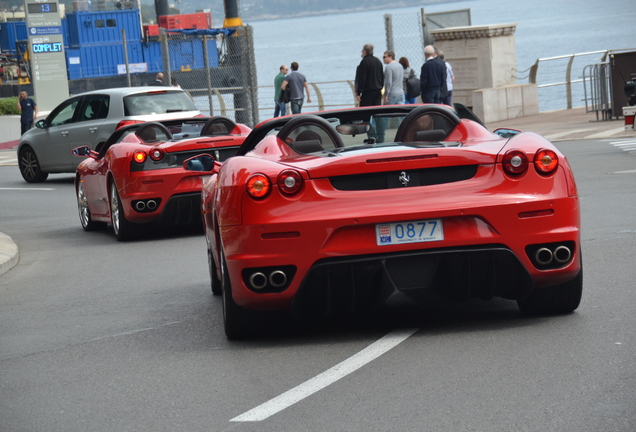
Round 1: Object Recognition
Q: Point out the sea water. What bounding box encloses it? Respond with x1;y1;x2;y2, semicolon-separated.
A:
247;0;635;117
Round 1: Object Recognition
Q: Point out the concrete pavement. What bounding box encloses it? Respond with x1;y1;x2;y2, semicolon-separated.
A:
1;106;634;276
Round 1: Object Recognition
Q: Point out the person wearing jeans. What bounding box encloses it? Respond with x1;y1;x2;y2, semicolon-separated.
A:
281;62;312;115
274;64;288;117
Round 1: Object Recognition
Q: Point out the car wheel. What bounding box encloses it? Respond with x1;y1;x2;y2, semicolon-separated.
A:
221;248;254;339
109;181;135;241
517;265;583;315
77;181;105;231
18;146;48;183
209;249;222;296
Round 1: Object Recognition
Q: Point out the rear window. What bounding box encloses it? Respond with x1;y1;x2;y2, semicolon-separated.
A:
123;91;198;116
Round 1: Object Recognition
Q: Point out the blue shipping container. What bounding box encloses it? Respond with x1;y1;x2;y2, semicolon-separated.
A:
167;38;218;71
66;10;142;48
67;42;145;78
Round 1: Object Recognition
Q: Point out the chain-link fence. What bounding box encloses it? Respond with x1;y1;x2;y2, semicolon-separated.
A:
158;26;259;127
384;11;425;75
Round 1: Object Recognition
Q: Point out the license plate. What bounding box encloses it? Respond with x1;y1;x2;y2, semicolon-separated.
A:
376;219;444;246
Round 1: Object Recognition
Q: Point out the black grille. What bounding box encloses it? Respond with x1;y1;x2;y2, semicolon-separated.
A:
131;147;240;172
329;165;478;191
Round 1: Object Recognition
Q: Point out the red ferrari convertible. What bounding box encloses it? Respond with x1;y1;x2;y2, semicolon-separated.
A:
185;104;582;339
73;116;250;241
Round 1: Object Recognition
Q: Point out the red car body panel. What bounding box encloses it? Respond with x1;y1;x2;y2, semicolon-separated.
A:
199;105;581;317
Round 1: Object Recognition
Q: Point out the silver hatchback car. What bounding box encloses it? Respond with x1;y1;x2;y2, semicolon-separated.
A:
17;86;201;182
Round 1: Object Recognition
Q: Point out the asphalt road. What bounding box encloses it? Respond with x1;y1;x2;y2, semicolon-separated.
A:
1;139;635;431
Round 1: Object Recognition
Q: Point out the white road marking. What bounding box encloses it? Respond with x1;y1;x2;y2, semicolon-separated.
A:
0;150;18;166
606;138;636;155
231;328;419;422
586;127;629;139
545;128;594;140
0;187;55;191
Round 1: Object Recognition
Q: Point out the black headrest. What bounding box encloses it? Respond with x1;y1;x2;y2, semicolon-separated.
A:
292;139;324;153
296;129;322;143
413;129;447;142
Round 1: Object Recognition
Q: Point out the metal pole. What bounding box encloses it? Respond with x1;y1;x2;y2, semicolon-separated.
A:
203;35;214;116
160;29;170;81
565;55;574;109
384;14;394;52
122;29;131;87
223;0;243;28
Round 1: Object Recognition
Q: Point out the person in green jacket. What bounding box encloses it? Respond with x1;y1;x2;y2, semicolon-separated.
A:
274;64;288;117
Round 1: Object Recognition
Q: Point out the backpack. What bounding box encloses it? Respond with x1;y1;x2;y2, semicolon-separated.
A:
406;69;420;99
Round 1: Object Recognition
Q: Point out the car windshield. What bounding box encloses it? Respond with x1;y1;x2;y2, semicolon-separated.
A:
123;91;197;116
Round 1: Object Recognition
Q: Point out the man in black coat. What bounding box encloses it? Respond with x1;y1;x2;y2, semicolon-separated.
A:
420;45;446;104
355;44;384;107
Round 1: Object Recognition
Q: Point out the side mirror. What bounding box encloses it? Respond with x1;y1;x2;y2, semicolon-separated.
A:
72;146;94;158
35;120;46;129
183;154;221;173
494;128;522;138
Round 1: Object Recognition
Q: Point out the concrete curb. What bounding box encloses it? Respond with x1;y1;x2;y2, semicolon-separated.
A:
0;232;19;276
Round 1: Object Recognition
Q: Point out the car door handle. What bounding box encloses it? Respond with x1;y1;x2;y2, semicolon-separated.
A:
89;127;98;133
61;131;69;137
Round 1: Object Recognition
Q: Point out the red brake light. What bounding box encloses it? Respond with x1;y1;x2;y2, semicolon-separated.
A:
277;170;303;195
534;149;558;174
116;120;144;130
502;149;528;175
246;174;271;199
133;150;147;164
149;147;164;161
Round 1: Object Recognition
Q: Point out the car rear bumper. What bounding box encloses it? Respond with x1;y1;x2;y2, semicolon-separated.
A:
118;171;207;225
222;194;580;311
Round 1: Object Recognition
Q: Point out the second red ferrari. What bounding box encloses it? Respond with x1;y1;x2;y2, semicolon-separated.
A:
73;116;250;240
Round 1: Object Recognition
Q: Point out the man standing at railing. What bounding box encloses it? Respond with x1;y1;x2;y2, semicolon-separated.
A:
420;45;446;104
274;64;289;117
355;44;384;107
281;62;312;114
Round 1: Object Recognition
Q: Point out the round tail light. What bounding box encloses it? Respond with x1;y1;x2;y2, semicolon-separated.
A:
149;147;165;161
132;150;147;164
502;149;528;175
277;170;303;195
246;173;271;199
534;149;558;174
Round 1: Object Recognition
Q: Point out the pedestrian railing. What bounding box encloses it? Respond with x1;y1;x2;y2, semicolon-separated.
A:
194;50;624;123
517;50;610;112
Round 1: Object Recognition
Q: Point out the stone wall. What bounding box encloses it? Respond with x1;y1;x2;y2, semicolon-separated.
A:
431;24;538;122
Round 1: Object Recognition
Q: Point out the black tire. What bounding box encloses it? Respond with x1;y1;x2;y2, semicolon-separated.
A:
517;265;583;315
77;180;105;231
209;249;222;296
18;146;48;183
109;181;135;241
221;248;254;339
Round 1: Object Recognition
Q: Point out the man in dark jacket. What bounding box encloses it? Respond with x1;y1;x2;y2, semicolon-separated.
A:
420;45;446;104
355;44;384;107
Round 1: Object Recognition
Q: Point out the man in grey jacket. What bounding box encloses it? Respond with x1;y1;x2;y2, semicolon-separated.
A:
383;50;404;105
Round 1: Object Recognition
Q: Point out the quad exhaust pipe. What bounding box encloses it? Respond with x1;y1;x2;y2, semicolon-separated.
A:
534;245;572;266
133;199;159;212
248;270;288;290
553;245;572;263
535;247;553;265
